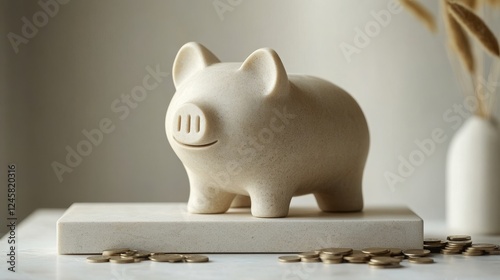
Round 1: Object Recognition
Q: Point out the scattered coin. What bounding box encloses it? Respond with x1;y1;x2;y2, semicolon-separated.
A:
134;251;152;259
149;254;184;263
301;257;321;262
388;248;402;256
278;256;301;263
185;255;209;263
369;257;401;265
424;238;442;244
447;235;471;241
471;244;498;250
403;249;430;257
86;256;110;263
109;256;135;264
408;257;434;264
462;251;484;256
362;248;390;256
102;248;130;256
320;253;344;261
321;258;343;264
369;263;402;269
343;253;370;263
441;249;462;255
298;251;319;258
321;248;353;256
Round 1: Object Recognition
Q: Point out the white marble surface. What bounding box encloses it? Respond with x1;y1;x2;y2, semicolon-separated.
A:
1;209;500;280
57;203;422;254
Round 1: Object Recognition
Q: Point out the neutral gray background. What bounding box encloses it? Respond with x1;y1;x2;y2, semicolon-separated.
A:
1;0;499;235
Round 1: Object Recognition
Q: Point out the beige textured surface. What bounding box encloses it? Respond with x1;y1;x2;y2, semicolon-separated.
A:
57;203;423;254
165;43;370;218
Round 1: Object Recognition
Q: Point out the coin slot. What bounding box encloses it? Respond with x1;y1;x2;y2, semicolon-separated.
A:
187;114;191;133
196;116;200;133
177;115;181;132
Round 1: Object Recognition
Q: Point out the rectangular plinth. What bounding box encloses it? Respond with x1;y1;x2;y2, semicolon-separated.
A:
57;203;423;254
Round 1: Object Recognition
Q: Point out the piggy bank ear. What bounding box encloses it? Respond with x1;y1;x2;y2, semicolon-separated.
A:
239;48;289;96
173;42;220;88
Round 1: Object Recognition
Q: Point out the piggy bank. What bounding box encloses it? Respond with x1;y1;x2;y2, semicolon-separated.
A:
165;42;369;218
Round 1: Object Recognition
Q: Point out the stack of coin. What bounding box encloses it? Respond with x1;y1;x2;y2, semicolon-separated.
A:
442;235;472;254
368;256;402;269
297;251;321;262
319;248;353;264
423;238;446;253
343;253;370;264
361;248;391;257
402;249;431;258
408;257;434;264
463;243;498;256
87;248;209;264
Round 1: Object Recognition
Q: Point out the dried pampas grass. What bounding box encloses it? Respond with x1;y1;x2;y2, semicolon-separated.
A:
445;8;475;73
400;0;437;33
401;0;500;119
448;2;500;56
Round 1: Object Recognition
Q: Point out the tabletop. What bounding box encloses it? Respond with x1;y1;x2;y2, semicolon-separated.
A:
1;209;500;280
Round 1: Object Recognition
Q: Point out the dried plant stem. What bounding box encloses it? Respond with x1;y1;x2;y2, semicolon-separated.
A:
444;4;475;73
400;0;437;33
486;60;500;118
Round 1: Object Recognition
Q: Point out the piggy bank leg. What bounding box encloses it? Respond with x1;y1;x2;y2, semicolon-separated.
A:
314;176;363;212
248;187;294;218
230;195;251;208
186;173;236;214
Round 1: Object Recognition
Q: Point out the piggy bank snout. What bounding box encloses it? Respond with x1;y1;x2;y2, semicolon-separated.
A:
172;103;210;145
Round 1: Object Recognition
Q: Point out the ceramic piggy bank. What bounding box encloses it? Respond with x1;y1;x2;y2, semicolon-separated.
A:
165;42;369;218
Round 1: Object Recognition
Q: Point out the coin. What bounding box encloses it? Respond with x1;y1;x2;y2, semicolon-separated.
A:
403;249;430;257
149;254;184;263
120;250;137;257
321;248;353;256
424;238;442;244
321;258;343;264
368;262;402;269
462;251;483;256
278;255;301;263
298;251;319;258
185;255;209;263
448;240;472;245
388;248;402;256
369;257;401;265
134;251;152;259
109;256;134;263
362;248;390;256
447;235;471;241
102;248;130;256
408;257;434;264
301;257;321;262
441;249;461;255
471;243;498;250
487;250;500;255
320;253;344;261
86;256;110;263
343;253;370;263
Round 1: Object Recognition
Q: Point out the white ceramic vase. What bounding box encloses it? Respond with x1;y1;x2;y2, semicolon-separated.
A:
447;115;500;234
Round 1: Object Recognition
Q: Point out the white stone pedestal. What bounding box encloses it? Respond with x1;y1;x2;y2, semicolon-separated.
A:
57;203;423;254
